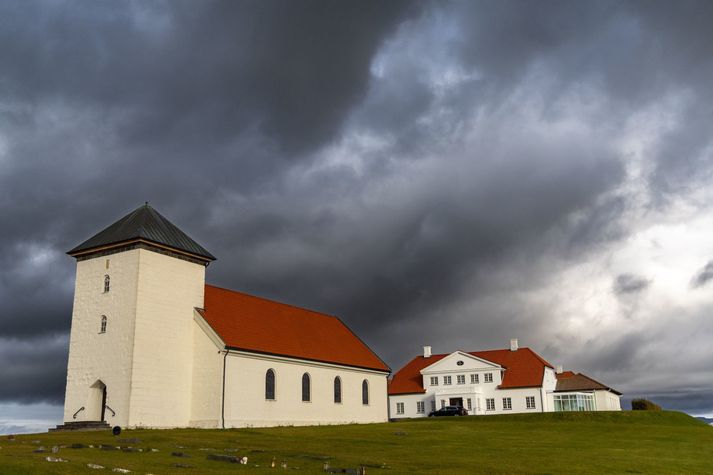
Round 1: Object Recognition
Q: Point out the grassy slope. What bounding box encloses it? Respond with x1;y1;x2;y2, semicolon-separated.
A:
1;411;712;474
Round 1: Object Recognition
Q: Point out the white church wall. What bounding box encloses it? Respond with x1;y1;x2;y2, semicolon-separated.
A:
63;250;141;427
189;315;223;427
128;248;205;428
223;351;388;428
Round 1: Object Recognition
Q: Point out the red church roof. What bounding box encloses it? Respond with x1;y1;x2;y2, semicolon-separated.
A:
388;348;554;395
198;284;390;373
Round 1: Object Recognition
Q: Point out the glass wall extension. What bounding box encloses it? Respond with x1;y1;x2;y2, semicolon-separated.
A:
553;393;595;411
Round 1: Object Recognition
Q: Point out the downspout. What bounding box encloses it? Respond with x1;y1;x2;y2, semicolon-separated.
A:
221;349;228;429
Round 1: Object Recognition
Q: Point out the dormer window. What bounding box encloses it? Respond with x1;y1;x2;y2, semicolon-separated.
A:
99;315;107;334
104;275;110;293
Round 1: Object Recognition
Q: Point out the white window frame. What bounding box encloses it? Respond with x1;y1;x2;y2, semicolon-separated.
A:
396;402;405;415
526;396;536;409
416;401;425;414
467;398;472;411
486;398;495;411
484;372;493;383
503;397;512;410
431;399;436;412
471;373;479;384
443;375;452;385
456;375;466;385
430;376;438;386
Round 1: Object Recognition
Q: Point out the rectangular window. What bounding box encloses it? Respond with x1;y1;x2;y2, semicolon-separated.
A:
502;397;512;410
443;376;452;385
484;373;493;383
431;399;436;412
417;401;425;414
471;373;479;384
457;375;466;385
396;402;405;415
441;399;446;408
486;398;495;411
467;398;472;411
526;396;536;409
430;376;438;386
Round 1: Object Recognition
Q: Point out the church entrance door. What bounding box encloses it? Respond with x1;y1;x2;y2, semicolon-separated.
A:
86;380;107;421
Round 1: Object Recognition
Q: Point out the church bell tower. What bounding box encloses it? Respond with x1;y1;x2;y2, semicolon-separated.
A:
62;203;215;428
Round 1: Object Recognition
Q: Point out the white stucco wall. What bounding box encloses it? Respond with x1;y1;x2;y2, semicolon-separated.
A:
189;314;224;427
63;250;141;426
595;390;622;411
128;249;205;428
223;351;389;427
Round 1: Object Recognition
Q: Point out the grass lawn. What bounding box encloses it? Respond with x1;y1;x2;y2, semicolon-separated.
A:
1;411;712;474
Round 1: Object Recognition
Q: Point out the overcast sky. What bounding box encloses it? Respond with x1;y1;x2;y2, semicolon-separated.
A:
2;0;713;433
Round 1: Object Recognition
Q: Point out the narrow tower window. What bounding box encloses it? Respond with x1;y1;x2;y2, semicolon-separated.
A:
302;373;311;402
334;377;342;403
362;379;369;405
265;369;275;400
99;315;107;334
104;275;110;293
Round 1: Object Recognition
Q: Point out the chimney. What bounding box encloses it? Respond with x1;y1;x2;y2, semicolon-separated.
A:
510;338;519;352
423;345;432;358
556;365;563;374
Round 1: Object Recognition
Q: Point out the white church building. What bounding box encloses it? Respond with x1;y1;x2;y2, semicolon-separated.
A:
60;204;390;429
388;340;621;419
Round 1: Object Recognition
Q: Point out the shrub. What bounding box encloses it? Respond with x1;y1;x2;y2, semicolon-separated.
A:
631;399;662;411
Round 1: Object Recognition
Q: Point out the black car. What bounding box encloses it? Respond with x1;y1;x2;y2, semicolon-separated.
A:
428;406;468;417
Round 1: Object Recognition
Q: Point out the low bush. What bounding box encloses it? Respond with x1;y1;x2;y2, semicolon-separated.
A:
631;398;662;411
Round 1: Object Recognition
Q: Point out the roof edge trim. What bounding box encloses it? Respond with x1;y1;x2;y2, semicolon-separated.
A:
225;346;391;374
67;237;215;262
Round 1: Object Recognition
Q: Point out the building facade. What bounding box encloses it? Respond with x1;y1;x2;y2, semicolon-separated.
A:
388;340;621;419
61;204;390;429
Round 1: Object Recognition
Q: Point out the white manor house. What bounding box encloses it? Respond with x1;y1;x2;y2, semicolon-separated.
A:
58;204;621;430
387;341;621;419
59;204;390;430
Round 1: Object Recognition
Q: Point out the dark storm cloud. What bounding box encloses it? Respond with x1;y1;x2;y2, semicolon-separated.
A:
0;0;416;154
613;273;651;295
691;261;713;288
0;336;68;403
1;0;713;421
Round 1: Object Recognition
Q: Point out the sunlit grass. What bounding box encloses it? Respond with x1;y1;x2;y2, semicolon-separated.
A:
1;411;711;474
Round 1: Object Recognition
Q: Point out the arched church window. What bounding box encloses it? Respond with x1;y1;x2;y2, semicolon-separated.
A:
100;315;107;334
265;369;276;400
334;376;342;403
104;275;110;293
362;379;369;405
302;373;311;402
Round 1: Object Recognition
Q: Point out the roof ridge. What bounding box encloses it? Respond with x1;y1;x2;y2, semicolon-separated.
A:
205;283;340;320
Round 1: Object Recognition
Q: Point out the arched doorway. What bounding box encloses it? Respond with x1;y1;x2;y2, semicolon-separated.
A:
86;380;107;421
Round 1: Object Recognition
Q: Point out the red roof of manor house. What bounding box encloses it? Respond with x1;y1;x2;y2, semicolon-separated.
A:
198;284;390;373
388;348;554;395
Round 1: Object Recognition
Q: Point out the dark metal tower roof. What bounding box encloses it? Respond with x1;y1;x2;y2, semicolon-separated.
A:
68;203;216;261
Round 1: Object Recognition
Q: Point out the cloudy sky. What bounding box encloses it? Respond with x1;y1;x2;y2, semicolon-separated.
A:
2;0;713;432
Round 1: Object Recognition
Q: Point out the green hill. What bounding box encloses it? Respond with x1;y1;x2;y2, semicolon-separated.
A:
2;411;712;474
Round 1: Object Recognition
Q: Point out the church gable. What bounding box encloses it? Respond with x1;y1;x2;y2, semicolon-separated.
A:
198;284;390;373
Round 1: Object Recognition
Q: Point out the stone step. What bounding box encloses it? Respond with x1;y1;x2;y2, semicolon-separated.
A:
49;421;112;432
